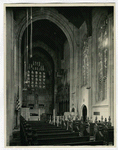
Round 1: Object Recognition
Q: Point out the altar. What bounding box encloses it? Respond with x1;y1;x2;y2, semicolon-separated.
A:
29;108;39;121
29;106;45;121
21;93;46;121
21;107;45;121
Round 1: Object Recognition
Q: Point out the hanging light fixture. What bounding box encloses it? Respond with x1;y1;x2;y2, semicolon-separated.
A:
30;7;33;58
26;7;29;71
23;8;29;91
72;23;75;95
24;8;29;82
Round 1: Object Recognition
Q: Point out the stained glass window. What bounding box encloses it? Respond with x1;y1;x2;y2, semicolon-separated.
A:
97;17;108;101
27;77;30;81
25;61;46;89
82;40;89;86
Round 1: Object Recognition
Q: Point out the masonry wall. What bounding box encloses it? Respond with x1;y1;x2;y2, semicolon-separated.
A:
75;8;114;124
6;8;19;145
91;8;114;123
63;40;70;84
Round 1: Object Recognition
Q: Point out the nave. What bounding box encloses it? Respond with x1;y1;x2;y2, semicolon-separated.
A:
6;5;114;146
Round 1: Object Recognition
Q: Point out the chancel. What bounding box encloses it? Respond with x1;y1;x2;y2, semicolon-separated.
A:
6;5;114;146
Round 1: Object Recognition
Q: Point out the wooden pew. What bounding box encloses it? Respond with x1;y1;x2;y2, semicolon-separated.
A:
20;115;114;146
93;116;114;145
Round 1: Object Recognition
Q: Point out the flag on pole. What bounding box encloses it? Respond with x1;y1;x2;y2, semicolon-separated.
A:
16;86;20;111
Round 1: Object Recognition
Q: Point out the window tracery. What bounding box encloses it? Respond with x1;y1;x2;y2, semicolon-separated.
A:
82;39;89;86
97;17;108;101
26;61;46;89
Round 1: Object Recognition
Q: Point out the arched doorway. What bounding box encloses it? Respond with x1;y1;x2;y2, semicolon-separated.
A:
82;105;87;122
71;107;75;112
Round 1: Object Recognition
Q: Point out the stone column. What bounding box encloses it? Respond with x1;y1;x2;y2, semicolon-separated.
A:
74;27;79;113
6;8;16;145
54;82;57;115
88;36;92;118
69;25;74;112
18;37;22;126
108;14;114;125
11;9;15;131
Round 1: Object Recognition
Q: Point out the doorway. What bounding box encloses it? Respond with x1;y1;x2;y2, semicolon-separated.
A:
82;105;87;122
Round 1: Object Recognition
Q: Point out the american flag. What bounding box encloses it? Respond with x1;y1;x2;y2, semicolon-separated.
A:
16;87;21;111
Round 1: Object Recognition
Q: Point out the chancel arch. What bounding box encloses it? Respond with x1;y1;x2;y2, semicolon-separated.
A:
16;8;87;111
16;8;74;54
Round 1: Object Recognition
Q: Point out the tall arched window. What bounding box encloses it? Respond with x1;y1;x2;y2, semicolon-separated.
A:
82;38;89;86
97;16;108;101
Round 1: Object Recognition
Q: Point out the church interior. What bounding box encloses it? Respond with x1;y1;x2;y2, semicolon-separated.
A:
6;5;114;146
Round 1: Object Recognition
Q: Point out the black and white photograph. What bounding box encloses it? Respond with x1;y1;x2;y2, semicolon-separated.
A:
4;3;115;147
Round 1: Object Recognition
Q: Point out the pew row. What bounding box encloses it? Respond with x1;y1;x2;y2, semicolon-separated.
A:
20;114;114;146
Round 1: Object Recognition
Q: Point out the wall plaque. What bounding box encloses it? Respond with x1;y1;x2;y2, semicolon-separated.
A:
94;112;100;115
39;104;44;107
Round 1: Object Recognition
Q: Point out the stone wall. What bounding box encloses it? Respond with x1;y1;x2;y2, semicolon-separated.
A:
91;8;114;123
6;8;19;145
75;8;114;124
